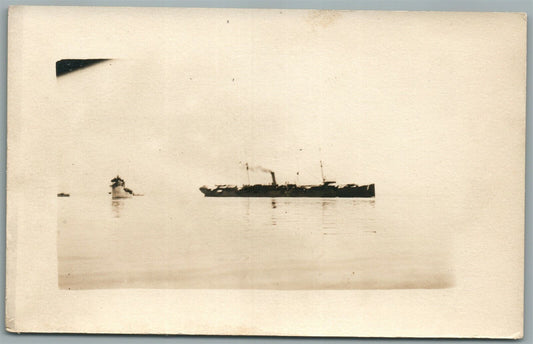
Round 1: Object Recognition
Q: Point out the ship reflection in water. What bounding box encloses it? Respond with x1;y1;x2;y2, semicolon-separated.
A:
58;194;453;290
266;198;375;226
111;199;125;218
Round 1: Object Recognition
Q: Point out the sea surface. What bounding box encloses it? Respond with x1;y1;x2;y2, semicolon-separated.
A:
58;193;454;290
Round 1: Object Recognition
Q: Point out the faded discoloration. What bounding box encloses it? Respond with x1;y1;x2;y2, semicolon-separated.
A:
306;9;342;29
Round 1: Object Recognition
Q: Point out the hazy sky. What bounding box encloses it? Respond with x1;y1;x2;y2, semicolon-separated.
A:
50;9;525;198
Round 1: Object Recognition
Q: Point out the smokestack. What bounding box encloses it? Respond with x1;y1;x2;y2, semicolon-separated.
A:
270;171;277;186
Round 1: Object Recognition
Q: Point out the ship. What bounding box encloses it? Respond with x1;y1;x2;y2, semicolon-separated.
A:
199;162;375;198
57;193;70;197
110;175;134;199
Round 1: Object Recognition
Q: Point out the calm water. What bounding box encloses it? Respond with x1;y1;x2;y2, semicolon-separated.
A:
58;193;453;290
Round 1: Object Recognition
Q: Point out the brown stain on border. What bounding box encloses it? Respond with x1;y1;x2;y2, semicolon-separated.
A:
307;10;342;29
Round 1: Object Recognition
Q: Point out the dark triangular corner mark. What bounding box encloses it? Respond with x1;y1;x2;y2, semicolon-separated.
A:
56;59;111;77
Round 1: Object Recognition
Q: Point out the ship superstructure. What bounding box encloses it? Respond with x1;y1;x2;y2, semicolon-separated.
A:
110;175;134;199
199;163;375;198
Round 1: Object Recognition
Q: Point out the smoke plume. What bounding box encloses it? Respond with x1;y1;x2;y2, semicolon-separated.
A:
243;163;272;174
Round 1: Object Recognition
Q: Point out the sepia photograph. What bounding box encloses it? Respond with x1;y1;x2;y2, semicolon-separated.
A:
6;6;526;337
55;52;451;290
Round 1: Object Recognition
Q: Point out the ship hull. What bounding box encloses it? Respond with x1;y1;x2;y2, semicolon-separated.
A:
200;184;375;198
111;185;133;199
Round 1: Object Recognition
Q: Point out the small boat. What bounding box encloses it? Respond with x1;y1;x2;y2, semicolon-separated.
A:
57;193;70;197
110;175;134;199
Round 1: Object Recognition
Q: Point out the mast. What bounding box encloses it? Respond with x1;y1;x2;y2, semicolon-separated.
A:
296;147;302;186
320;160;326;183
246;163;250;185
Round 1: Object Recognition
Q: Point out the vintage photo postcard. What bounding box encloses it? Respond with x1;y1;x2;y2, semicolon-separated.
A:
6;6;526;337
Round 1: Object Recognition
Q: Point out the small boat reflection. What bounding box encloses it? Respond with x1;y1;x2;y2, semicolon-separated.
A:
111;200;125;218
